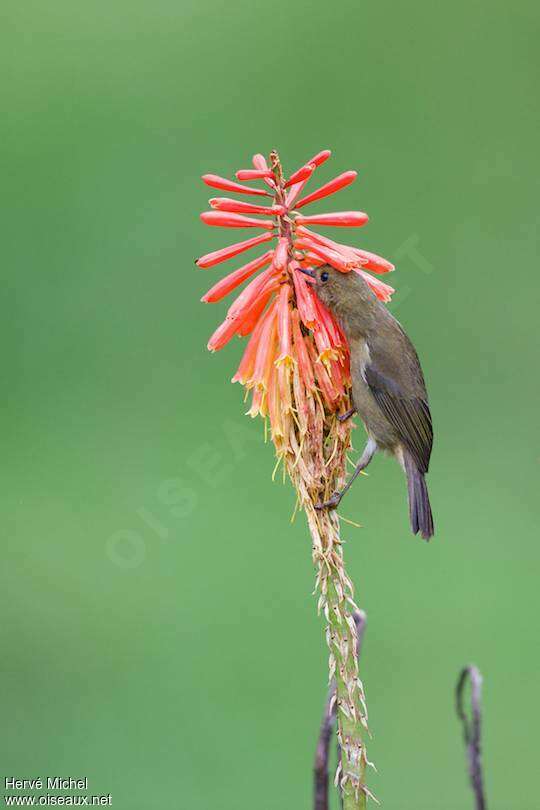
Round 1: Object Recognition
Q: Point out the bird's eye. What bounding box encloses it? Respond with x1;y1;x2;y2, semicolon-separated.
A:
320;271;329;282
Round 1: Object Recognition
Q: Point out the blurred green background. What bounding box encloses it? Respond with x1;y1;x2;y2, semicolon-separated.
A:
2;1;539;808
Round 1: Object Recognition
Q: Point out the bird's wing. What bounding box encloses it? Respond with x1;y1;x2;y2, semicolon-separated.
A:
364;331;433;473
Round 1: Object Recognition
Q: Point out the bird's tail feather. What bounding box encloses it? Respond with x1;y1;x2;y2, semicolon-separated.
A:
404;453;434;540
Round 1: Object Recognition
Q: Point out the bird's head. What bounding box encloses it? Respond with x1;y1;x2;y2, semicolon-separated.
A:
298;264;373;316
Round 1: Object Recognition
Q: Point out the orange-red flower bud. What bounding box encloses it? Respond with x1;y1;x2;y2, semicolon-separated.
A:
294;171;357;210
295;211;369;228
202;173;270;197
200;211;275;230
201;251;273;303
284;163;315;188
196;233;274;268
210;198;285;216
236;169;274;181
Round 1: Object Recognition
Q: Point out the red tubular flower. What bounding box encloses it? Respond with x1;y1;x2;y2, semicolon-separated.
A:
284;163;315;188
202;173;271;197
236;169;274;180
201;251;273;303
294;171;358;209
196;232;274;268
295;211;369;227
200;211;275;230
210;198;285;216
273;237;289;271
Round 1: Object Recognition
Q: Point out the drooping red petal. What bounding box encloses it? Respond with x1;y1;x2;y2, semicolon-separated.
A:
196;232;274;268
228;265;277;320
273;237;289;271
207;317;241;352
296;227;366;266
276;283;293;367
231;309;268;384
355;269;395;302
249;304;277;390
291;309;315;391
294;238;353;273
201;211;275;230
312;296;344;351
210;198;285;216
350;249;395;274
246;385;267;419
201;251;273;303
291;263;318;328
236;287;275;337
236;169;274;181
294;171;357;210
295;211;369;227
202;173;270;197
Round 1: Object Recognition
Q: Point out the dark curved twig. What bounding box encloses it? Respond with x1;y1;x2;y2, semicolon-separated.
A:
314;609;367;810
456;665;487;810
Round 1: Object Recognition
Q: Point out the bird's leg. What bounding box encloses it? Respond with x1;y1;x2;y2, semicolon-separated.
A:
337;407;357;423
315;440;376;510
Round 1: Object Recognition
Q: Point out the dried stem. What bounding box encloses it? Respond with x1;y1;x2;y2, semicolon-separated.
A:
456;665;487;810
315;610;367;810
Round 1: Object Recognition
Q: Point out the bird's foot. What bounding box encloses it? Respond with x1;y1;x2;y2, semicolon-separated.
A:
337;408;356;423
315;491;343;511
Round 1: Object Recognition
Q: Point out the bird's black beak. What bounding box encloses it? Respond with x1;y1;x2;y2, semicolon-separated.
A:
297;268;316;279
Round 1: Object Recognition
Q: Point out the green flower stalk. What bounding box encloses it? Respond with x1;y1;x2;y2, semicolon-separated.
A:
196;148;395;805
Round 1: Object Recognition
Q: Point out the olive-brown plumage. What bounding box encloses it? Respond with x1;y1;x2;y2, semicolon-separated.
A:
301;264;434;539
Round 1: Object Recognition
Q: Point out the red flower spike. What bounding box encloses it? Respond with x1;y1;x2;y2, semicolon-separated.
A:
276;284;293;367
201;251;273;303
294;171;358;210
210;198;285;216
196;232;274;268
201;211;275;230
198;150;396;791
295;211;369;228
202;173;271;197
236;169;274;181
199;150;396;414
284;163;315;188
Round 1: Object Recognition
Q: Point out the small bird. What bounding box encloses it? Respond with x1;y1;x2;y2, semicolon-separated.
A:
299;264;434;540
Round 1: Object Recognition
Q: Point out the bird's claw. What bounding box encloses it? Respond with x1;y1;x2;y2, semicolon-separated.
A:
315;491;342;511
337;408;356;423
